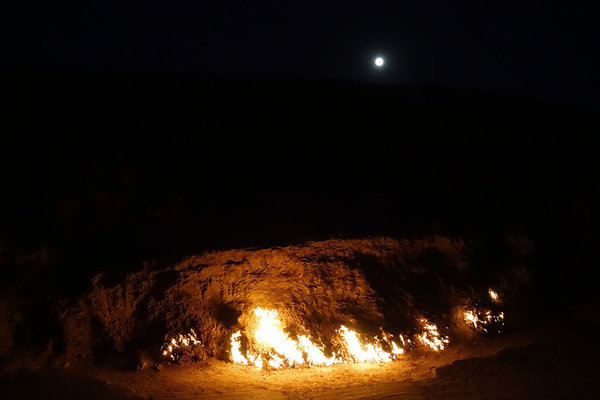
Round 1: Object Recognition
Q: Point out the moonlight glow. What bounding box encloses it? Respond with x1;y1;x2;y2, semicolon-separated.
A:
374;57;384;67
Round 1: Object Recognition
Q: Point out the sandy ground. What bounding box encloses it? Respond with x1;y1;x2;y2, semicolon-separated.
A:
3;320;596;400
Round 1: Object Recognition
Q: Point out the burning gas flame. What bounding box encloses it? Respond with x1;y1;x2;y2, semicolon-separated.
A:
339;326;393;363
247;352;263;368
253;307;305;367
230;331;248;365
297;335;339;366
416;318;449;351
463;309;505;334
161;329;201;362
161;308;460;368
463;289;505;334
229;307;414;369
464;310;479;329
250;307;341;367
489;288;500;302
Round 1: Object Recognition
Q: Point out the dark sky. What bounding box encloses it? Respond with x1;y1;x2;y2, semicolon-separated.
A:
2;1;599;107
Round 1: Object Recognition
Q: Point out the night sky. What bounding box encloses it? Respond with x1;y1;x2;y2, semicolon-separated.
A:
2;1;599;107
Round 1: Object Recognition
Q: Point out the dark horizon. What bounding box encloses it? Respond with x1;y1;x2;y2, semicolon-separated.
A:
2;64;593;110
2;1;599;108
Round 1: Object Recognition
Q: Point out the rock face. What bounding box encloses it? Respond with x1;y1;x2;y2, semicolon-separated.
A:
63;236;470;362
2;236;532;372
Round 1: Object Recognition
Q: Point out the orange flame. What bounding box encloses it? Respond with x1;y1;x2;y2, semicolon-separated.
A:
489;288;500;302
161;329;201;362
230;307;409;368
162;308;456;368
416;318;449;351
463;307;505;334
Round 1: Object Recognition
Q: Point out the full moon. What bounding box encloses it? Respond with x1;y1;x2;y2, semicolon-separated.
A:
374;57;384;67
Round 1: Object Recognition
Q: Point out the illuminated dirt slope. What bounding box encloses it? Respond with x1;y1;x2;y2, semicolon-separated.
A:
52;236;529;368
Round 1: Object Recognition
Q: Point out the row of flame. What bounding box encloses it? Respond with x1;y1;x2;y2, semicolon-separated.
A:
228;308;439;369
463;289;505;334
161;329;202;362
162;289;503;368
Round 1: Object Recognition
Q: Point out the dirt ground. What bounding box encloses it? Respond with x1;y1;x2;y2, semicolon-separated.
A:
2;319;596;400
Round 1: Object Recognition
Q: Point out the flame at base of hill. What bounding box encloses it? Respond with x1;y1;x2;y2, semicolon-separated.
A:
226;307;450;369
1;236;526;375
161;329;202;363
463;288;506;335
159;288;506;370
147;238;514;372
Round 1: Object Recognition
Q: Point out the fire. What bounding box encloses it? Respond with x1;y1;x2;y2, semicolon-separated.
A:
249;307;342;367
159;306;495;368
230;331;248;365
391;341;404;356
464;310;479;328
253;307;305;367
229;307;415;369
339;326;393;363
463;309;505;334
247;352;263;368
161;329;201;362
489;288;500;302
416;318;449;351
297;335;339;366
463;289;505;334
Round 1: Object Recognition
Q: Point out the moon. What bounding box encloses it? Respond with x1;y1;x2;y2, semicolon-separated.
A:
374;57;384;67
